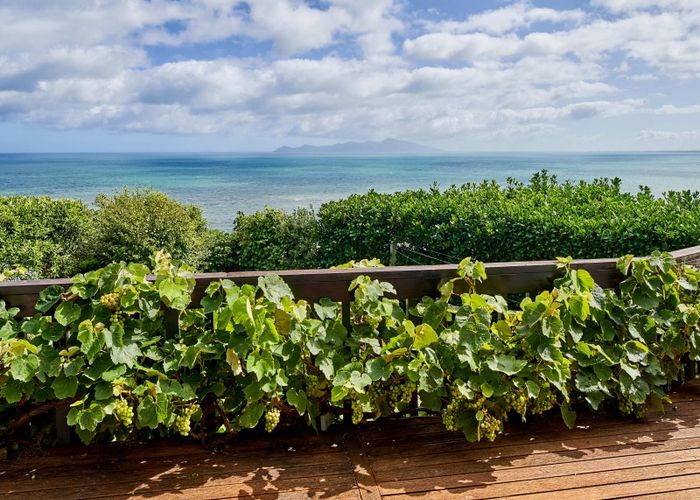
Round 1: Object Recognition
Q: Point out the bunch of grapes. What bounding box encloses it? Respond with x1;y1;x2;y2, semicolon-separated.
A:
479;411;504;442
442;393;487;431
110;313;124;327
618;396;645;418
441;397;463;431
388;380;414;406
351;399;364;424
306;374;328;398
530;388;557;415
173;404;198;436
265;407;281;432
114;398;134;427
505;390;528;416
100;291;121;311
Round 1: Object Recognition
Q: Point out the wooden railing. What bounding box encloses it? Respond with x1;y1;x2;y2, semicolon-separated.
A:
3;245;700;319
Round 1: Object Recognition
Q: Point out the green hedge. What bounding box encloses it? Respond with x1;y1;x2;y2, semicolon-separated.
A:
0;196;92;278
89;189;210;270
1;250;699;448
2;172;700;276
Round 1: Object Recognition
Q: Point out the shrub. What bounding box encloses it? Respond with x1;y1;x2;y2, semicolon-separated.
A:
200;229;237;272
314;172;700;266
88;189;209;269
0;197;92;278
1;250;699;448
232;207;318;270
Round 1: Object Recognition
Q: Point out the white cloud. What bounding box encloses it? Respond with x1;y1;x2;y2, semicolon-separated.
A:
0;0;698;149
434;1;586;35
638;129;700;140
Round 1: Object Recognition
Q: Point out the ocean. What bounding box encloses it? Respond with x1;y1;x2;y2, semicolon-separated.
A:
1;152;699;230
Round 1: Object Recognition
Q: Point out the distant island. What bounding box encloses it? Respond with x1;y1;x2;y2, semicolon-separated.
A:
273;138;442;155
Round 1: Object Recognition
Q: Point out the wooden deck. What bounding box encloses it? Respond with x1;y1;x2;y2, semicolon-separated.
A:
3;380;700;499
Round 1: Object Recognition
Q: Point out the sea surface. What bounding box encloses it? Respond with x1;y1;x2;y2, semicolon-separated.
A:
1;152;699;230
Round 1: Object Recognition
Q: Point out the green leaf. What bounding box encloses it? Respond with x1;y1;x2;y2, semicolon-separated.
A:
226;348;243;375
258;274;293;306
560;403;576;429
9;354;40;382
574;269;595;291
624;340;649;363
3;379;23;403
110;343;142;368
137;396;160;429
486;355;527;376
55;302;81;326
248;351;276;380
286;388;308;415
52;375;79;399
239;403;265;428
36;286;64;313
632;291;659;310
366;358;391;381
77;403;106;432
412;324;438;350
568;295;590;322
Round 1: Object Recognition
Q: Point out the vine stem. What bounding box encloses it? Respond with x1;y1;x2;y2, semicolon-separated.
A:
213;399;233;433
9;397;80;434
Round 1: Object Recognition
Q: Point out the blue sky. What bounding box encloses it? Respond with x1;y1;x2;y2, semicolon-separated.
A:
0;0;699;152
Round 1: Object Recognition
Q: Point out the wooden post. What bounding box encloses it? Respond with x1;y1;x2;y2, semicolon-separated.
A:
389;242;397;266
55;406;71;445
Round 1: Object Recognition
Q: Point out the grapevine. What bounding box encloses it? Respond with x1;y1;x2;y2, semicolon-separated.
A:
0;248;697;450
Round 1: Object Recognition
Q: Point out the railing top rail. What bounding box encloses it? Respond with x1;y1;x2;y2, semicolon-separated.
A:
2;245;700;317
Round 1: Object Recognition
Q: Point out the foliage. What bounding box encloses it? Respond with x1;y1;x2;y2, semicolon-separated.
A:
0;196;92;278
315;172;700;266
3;172;700;277
88;189;210;270
232;207;318;270
200;229;237;272
2;250;700;448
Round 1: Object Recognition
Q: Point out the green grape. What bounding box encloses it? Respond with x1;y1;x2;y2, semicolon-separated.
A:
306;374;327;398
386;380;415;408
505;390;528;416
441;397;463;431
530;390;557;415
110;313;124;327
174;414;191;436
618;396;645;418
172;403;199;437
400;381;414;404
114;398;134;427
100;291;120;311
265;407;281;432
351;399;363;424
479;411;504;442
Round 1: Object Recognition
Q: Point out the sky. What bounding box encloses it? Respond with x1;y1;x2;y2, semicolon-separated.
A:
0;0;699;153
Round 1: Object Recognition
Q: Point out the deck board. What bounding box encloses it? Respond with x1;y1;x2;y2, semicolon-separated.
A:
3;380;700;499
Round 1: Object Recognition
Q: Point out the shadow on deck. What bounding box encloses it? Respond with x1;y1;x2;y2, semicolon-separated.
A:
3;380;700;500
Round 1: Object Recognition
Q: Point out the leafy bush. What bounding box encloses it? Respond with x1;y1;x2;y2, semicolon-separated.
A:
2;250;699;448
0;197;92;278
233;207;318;270
314;172;700;266
88;189;209;269
200;229;237;272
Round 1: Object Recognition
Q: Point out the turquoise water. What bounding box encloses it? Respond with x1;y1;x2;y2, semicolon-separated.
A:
1;152;699;230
